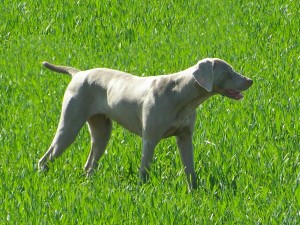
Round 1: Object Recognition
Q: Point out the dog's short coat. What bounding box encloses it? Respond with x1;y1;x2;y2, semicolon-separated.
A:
38;58;253;189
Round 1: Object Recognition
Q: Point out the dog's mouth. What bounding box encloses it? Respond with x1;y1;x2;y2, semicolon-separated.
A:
222;89;244;100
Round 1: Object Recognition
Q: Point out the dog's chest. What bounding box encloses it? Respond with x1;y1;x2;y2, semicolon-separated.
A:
162;111;196;138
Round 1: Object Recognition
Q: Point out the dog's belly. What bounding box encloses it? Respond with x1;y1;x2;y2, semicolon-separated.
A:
162;127;179;138
107;112;143;137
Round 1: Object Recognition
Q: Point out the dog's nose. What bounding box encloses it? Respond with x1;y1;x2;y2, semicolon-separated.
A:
247;78;253;87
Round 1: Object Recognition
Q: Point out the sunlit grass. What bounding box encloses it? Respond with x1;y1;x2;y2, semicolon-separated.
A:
1;0;299;224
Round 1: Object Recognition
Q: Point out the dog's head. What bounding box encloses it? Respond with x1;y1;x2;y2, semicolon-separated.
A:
192;58;253;100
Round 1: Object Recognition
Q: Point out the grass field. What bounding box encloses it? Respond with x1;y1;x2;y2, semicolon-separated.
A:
1;0;299;224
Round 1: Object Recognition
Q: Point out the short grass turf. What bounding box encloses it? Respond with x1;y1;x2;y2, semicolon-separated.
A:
0;0;299;224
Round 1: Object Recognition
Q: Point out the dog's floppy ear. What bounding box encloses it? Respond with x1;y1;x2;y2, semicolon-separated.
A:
192;58;214;92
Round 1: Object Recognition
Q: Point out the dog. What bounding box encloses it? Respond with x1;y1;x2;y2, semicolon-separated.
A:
38;58;253;189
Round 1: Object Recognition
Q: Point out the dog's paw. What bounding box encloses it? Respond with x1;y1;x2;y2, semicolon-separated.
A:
38;160;49;173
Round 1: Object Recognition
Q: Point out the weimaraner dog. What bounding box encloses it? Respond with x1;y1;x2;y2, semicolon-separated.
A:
38;58;253;189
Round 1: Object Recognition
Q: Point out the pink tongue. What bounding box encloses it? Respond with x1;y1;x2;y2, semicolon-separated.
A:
227;90;243;99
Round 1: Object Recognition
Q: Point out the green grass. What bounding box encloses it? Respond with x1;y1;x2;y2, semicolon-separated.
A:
1;0;299;224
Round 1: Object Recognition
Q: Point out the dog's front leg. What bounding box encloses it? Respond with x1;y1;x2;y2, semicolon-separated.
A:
176;134;197;189
139;138;158;184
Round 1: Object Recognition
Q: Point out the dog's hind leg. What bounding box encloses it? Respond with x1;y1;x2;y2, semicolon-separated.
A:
38;94;87;171
84;114;112;175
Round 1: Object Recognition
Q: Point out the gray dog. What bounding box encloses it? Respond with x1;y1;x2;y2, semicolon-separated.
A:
38;58;253;189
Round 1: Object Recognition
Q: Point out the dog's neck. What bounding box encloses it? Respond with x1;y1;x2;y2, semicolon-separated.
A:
174;73;215;100
170;73;216;115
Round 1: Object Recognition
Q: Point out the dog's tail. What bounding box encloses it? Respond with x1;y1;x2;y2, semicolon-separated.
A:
42;61;80;77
